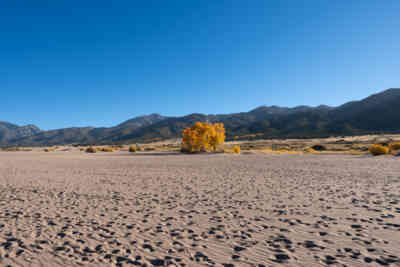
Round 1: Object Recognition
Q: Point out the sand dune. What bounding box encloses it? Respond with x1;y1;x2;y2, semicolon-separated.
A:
0;151;399;266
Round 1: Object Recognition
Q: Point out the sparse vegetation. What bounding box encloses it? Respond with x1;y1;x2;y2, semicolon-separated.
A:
129;145;137;153
232;145;240;154
85;146;97;153
44;148;55;152
311;144;326;151
101;147;115;152
369;144;389;156
181;122;225;153
389;142;400;152
304;148;317;153
3;147;20;152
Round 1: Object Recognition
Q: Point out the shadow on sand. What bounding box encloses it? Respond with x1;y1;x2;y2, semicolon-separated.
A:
94;151;184;157
94;151;230;157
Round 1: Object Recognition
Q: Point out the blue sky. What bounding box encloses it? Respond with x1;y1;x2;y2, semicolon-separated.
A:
1;1;399;130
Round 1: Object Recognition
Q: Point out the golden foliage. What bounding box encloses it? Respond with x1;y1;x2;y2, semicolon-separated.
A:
369;144;389;156
389;142;400;151
304;148;317;153
129;145;137;153
181;122;226;153
85;146;97;153
102;147;115;152
232;145;241;154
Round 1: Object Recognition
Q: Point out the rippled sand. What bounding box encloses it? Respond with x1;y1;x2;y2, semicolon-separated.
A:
0;151;399;266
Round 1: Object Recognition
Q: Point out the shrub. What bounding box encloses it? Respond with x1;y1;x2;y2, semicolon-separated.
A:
369;144;389;156
181;122;225;153
311;144;326;151
4;147;20;152
85;147;97;153
389;142;400;151
102;147;115;152
129;145;137;153
232;145;240;154
304;148;316;153
44;148;55;152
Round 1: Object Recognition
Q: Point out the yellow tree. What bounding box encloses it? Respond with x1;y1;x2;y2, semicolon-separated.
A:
208;123;225;151
181;122;226;153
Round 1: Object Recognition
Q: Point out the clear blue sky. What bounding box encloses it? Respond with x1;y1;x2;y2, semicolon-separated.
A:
1;1;399;130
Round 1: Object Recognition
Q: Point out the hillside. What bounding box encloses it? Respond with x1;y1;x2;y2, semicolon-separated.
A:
0;121;41;144
7;114;167;146
2;88;400;146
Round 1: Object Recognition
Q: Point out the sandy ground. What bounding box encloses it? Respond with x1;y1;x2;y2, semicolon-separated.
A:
0;151;399;267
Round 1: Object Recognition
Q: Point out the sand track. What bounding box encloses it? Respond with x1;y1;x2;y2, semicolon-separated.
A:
0;151;399;266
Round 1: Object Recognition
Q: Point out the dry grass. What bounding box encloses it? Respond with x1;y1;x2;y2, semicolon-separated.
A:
304;148;317;154
2;147;21;152
101;147;115;152
217;134;400;156
4;134;399;156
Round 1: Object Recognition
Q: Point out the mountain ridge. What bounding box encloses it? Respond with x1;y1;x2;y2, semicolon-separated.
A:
0;121;42;144
1;88;400;147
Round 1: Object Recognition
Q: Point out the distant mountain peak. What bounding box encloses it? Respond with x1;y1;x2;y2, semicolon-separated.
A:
117;113;166;128
0;121;42;144
2;88;400;146
384;87;400;91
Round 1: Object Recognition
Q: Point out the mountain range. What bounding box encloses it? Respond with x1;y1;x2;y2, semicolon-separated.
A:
0;122;41;144
1;88;400;147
